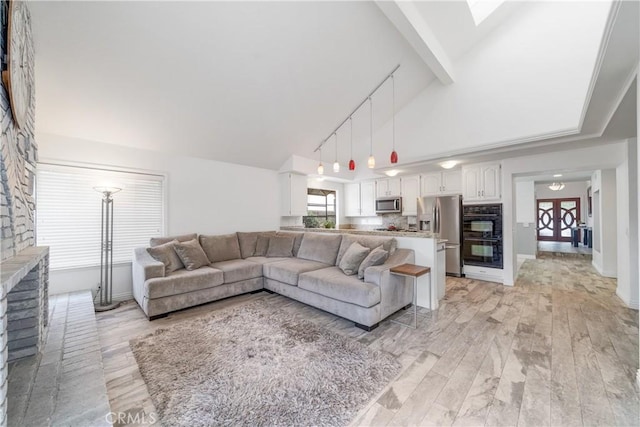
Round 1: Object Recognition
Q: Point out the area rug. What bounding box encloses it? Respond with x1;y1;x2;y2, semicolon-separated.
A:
130;302;401;426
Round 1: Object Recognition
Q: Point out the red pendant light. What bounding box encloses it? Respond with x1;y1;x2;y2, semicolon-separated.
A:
348;117;356;170
390;74;398;164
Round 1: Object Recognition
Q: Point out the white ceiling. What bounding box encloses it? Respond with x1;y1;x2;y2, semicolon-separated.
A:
29;1;637;172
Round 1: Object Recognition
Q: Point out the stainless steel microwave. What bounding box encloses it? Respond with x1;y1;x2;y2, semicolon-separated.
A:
375;197;402;214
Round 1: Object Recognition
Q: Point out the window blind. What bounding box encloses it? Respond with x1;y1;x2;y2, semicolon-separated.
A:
36;164;165;270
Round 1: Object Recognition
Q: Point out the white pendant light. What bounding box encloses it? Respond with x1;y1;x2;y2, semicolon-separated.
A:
317;147;324;175
368;97;375;169
333;133;340;173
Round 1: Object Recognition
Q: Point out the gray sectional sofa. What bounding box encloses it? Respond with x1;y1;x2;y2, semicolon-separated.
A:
132;230;415;330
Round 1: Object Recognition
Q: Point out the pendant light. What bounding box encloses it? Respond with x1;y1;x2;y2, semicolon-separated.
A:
333;133;340;173
317;147;324;175
368;97;375;169
348;117;356;171
390;74;398;164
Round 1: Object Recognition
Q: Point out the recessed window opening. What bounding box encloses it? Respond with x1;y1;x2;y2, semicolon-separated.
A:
303;188;336;229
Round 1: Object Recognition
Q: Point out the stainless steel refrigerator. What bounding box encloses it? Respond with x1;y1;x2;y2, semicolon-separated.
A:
417;195;463;277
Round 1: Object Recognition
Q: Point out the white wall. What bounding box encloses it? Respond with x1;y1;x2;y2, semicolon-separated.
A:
502;141;627;286
515;181;536;258
616;140;639;308
591;169;618;277
37;133;281;300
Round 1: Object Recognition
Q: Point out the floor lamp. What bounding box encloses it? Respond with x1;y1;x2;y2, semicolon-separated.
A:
93;186;122;312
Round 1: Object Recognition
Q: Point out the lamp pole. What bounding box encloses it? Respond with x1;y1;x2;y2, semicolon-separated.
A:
94;187;122;312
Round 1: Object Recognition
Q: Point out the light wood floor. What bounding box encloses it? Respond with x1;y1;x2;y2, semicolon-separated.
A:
96;258;639;426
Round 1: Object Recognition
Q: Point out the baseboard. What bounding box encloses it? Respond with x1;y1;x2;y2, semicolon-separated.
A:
615;288;640;310
517;254;536;260
591;261;616;278
637;369;640;389
112;291;133;302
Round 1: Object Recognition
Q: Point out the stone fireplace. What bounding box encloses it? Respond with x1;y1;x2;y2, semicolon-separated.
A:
1;1;48;426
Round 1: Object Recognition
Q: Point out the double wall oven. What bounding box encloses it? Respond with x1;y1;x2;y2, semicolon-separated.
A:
462;204;503;269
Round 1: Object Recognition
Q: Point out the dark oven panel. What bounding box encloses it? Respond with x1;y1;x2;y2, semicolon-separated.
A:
463;204;503;269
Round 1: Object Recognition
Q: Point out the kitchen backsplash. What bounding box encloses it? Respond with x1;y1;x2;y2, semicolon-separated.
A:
342;214;417;230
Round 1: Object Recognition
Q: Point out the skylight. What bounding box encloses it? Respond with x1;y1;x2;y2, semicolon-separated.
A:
466;0;506;26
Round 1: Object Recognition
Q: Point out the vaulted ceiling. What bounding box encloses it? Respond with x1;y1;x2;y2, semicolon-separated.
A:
30;1;638;173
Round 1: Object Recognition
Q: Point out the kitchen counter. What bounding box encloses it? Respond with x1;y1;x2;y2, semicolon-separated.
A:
279;226;436;238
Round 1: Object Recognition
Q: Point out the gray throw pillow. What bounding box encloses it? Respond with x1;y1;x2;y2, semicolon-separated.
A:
150;233;197;247
146;240;184;273
254;235;271;257
266;236;295;257
173;239;210;271
199;234;241;263
338;242;371;276
358;246;389;279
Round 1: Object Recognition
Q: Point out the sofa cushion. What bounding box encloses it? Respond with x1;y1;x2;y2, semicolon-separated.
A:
358;246;389;279
335;235;396;266
210;259;263;283
145;266;223;299
298;267;381;308
146;240;184;273
200;234;242;263
174;239;210;270
245;256;290;265
297;233;343;265
338;242;370;276
237;232;259;258
254;232;276;256
263;258;330;286
150;233;197;247
276;231;304;256
267;235;295;257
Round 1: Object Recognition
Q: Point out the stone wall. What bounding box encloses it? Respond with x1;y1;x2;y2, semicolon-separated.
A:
0;0;37;262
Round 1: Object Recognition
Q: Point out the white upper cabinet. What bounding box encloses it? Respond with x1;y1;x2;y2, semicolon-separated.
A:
360;181;377;216
280;173;307;216
344;181;376;217
344;183;361;217
462;163;501;202
400;175;420;216
376;178;401;197
421;170;462;196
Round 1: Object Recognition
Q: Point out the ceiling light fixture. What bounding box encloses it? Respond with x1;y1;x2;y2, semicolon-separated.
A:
390;74;398;164
317;147;324;175
440;160;458;169
368;97;375;169
333;133;340;173
548;182;565;191
553;173;563;177
348;117;355;171
313;64;400;173
385;170;399;177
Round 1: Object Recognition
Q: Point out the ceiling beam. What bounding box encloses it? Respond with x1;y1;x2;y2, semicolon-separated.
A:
376;1;455;85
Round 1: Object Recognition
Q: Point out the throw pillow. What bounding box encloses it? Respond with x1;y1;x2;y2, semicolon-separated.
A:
173;239;210;271
146;240;184;273
254;234;271;257
358;246;389;279
150;233;197;247
266;235;295;257
199;234;241;263
338;242;371;276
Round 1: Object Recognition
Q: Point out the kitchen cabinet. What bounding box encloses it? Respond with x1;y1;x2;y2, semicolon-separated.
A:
376;178;401;197
344;181;376;217
401;175;420;216
421;170;462;196
280;173;307;216
462;163;501;202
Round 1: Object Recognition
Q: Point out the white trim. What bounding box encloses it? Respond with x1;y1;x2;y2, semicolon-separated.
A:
592;261;617;278
112;291;134;302
576;0;621;130
616;289;640;310
517;254;536;260
637;369;640;389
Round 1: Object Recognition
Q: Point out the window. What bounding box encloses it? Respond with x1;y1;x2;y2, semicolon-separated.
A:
36;164;165;270
303;188;336;228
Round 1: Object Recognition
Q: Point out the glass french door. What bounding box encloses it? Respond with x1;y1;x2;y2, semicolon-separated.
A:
537;198;581;242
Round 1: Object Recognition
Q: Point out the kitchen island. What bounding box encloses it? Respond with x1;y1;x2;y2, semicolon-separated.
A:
280;227;446;310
